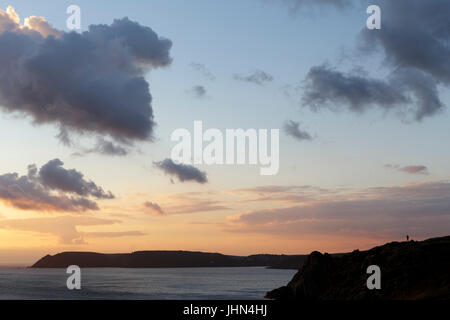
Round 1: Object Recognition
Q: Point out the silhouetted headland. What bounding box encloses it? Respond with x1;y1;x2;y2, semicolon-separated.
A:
31;251;310;269
266;235;450;300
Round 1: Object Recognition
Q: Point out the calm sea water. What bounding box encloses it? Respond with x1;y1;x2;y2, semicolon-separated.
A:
0;267;295;300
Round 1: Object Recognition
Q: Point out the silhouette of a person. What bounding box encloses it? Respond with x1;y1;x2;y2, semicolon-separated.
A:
406;235;409;241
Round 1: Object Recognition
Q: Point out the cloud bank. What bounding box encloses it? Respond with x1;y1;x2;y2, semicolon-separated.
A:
225;181;450;239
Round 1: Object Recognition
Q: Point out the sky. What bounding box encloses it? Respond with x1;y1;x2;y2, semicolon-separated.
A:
0;0;449;266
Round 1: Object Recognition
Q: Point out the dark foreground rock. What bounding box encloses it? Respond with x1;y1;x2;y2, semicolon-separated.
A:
266;236;450;300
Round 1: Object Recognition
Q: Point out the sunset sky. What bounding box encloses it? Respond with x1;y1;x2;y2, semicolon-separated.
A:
1;0;450;266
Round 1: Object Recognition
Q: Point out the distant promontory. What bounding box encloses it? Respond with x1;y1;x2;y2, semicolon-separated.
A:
31;251;310;269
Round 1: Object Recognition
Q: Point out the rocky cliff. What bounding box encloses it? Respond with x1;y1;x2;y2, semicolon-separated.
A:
266;236;450;300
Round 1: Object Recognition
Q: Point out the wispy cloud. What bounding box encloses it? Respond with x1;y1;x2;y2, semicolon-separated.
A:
283;120;313;141
145;192;230;215
234;70;274;85
0;215;144;244
166;199;229;215
144;201;165;216
190;85;207;99
385;164;429;175
83;138;129;157
190;62;215;81
228;185;336;204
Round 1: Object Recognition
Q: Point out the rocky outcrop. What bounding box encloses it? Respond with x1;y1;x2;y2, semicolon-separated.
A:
266;236;450;300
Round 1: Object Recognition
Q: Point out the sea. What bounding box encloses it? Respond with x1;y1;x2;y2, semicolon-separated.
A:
0;267;295;300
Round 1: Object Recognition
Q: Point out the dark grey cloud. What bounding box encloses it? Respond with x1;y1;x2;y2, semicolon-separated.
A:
360;0;450;84
283;120;313;141
234;70;274;85
190;62;215;81
300;0;450;121
38;159;114;199
385;164;429;175
302;66;443;121
0;7;172;145
0;159;113;212
191;85;207;99
144;201;165;216
0;172;99;212
154;159;208;184
302;66;409;113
